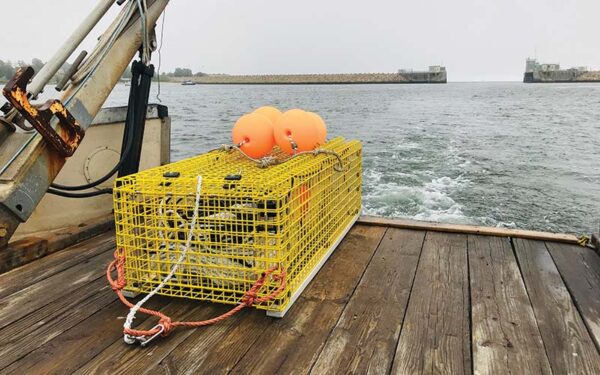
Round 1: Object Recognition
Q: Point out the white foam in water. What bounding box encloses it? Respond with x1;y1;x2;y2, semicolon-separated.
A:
363;172;473;224
494;221;517;229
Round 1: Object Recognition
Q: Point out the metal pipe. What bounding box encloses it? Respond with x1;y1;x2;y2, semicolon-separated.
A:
28;0;116;99
55;50;88;92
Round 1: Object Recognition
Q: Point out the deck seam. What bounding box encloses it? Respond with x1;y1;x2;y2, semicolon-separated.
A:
387;230;428;375
305;226;388;375
466;234;473;375
510;237;555;374
544;241;600;355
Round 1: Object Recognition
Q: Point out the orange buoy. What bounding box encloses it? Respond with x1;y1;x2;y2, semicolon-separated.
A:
254;106;283;128
232;113;275;158
274;109;319;155
307;112;327;145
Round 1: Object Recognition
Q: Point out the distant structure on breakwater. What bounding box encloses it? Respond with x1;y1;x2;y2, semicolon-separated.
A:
175;66;447;85
523;58;600;83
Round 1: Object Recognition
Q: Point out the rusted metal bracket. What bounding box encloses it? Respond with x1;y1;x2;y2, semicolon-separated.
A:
2;66;84;157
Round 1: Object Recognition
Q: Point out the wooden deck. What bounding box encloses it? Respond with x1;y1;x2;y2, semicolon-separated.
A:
0;221;599;374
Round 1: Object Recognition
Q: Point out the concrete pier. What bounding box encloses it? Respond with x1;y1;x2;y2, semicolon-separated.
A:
523;58;600;83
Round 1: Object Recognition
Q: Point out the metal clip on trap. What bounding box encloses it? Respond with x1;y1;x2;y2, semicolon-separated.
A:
2;66;84;157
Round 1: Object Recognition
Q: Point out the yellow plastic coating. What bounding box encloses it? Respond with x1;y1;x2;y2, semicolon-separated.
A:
113;137;362;313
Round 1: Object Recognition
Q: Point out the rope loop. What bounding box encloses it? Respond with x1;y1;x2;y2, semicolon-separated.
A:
107;249;127;291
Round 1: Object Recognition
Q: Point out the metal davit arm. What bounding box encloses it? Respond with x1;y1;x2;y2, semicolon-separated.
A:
0;0;169;247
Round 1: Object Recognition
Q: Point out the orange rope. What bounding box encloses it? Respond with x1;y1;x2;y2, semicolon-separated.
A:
107;249;286;342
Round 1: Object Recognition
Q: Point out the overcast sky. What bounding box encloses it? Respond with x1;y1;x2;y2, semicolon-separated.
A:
1;0;599;81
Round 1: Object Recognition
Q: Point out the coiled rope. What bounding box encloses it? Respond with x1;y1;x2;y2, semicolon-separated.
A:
107;174;286;346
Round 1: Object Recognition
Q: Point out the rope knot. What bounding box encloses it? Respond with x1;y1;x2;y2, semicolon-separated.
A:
111;278;127;291
159;317;173;336
243;291;258;306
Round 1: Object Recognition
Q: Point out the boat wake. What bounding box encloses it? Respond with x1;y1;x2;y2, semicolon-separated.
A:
363;170;473;224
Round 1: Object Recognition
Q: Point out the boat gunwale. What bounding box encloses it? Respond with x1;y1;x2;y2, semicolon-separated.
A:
358;215;581;245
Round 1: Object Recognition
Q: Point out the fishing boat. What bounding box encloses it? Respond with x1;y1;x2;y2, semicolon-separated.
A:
181;80;196;85
0;1;598;374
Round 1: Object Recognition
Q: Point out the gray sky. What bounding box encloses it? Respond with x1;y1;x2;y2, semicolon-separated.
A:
2;0;599;81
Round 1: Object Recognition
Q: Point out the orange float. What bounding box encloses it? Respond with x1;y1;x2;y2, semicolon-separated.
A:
273;109;319;155
307;112;327;145
231;113;275;158
254;106;282;128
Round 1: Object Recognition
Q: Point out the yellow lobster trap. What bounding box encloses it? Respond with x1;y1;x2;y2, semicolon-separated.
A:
113;137;362;316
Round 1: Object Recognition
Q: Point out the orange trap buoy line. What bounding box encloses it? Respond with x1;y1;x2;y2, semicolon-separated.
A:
107;175;286;346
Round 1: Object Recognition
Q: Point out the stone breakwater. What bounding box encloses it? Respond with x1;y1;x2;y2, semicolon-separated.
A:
174;72;447;84
524;69;600;83
577;71;600;81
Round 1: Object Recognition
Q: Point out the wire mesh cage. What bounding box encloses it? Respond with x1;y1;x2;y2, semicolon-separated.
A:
113;137;362;315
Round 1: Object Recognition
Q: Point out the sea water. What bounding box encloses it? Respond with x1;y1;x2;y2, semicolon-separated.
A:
104;82;600;234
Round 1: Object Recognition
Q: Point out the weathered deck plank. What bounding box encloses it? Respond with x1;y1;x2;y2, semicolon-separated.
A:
155;309;270;375
2;222;600;374
0;279;115;370
513;238;600;374
310;228;425;374
0;297;171;375
392;232;470;375
0;216;114;273
468;235;552;374
0;249;115;331
227;225;387;375
73;299;222;374
0;231;114;299
546;241;600;352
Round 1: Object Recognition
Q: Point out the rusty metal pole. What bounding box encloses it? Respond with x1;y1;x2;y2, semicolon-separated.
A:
0;0;169;247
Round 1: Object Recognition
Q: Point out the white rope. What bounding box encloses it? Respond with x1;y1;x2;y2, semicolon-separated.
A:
155;8;166;102
124;175;203;344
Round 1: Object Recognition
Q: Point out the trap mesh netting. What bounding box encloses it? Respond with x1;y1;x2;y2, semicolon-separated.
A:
113;137;362;314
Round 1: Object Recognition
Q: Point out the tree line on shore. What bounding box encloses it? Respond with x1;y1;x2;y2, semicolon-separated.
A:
0;58;76;84
0;58;202;83
157;68;206;81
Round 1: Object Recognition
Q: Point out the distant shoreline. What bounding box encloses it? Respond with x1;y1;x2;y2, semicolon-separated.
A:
172;71;447;85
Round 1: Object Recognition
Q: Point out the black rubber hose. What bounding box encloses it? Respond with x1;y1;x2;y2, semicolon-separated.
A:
47;187;112;198
50;62;150;191
49;125;134;191
49;73;138;191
